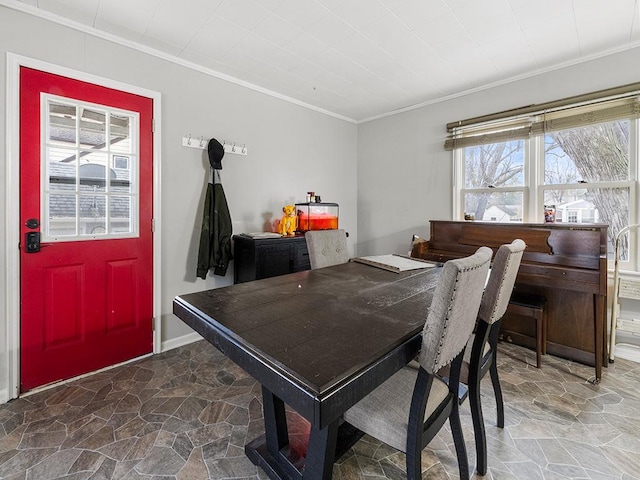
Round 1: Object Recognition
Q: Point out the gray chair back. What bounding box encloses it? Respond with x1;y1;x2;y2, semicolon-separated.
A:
462;239;526;476
418;246;492;374
478;239;526;325
305;229;349;269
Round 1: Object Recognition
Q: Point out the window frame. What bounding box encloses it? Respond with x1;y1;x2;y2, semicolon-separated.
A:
452;113;640;270
41;94;140;242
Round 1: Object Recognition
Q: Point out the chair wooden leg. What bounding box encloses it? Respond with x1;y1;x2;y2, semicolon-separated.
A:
405;441;424;480
468;377;487;475
406;368;434;480
449;402;470;480
489;360;504;429
489;320;504;428
488;321;505;428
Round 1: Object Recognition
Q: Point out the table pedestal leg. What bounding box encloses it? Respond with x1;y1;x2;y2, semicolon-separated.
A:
303;421;338;480
246;386;344;480
263;387;289;455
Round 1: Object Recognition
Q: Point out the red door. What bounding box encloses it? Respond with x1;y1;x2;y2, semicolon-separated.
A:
20;67;154;392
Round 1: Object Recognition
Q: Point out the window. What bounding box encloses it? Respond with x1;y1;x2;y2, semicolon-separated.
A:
44;96;139;240
461;140;525;222
113;155;130;170
448;89;640;264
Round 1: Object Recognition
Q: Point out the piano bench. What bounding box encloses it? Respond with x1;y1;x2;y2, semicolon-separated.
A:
504;293;547;368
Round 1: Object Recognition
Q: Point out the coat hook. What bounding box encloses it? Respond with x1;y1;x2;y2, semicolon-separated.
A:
232;142;236;152
187;134;192;145
199;136;205;148
242;144;246;154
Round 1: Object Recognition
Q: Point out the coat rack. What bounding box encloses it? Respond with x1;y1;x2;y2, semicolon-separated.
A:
181;135;247;155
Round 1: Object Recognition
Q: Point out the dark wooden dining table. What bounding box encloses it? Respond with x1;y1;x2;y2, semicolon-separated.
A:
173;260;441;480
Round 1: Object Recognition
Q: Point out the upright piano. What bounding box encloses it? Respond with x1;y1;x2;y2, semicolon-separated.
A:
412;220;608;382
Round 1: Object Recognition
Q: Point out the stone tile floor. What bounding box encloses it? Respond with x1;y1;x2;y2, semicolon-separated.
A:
1;339;639;479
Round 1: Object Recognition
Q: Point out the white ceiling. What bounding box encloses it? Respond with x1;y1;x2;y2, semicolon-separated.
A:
10;0;640;122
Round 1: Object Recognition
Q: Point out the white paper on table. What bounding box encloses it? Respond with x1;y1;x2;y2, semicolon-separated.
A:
351;254;438;273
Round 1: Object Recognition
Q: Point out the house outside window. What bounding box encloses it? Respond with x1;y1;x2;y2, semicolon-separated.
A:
566;209;579;223
448;92;639;265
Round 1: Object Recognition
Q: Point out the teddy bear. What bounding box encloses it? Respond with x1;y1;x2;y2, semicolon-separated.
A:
278;205;298;236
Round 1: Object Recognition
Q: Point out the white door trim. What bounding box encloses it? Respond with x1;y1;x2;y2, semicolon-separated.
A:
4;53;162;401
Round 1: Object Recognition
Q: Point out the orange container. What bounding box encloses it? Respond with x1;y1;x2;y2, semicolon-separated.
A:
295;202;339;233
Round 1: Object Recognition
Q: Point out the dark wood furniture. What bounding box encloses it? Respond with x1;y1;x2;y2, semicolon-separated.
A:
173;262;441;480
411;220;608;383
506;293;547;368
233;234;310;284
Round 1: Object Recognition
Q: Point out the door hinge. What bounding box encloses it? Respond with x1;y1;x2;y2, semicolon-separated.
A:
152;317;156;331
151;218;156;232
152;118;155;133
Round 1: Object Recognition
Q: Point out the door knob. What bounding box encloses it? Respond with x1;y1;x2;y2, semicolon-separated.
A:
25;218;39;229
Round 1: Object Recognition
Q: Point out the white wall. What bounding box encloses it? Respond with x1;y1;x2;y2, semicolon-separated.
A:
356;46;640;257
0;7;357;401
4;6;640;402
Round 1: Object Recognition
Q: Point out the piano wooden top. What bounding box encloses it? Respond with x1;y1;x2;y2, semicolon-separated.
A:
413;220;608;295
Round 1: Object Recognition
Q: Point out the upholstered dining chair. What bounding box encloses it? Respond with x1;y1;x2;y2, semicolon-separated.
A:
343;246;492;480
456;239;526;475
305;229;349;269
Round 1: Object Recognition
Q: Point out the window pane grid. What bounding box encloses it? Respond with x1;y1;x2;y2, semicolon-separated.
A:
462;186;528;194
454;116;637;262
42;95;139;241
540;180;633;191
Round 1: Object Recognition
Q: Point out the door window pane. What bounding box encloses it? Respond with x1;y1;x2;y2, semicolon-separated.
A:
110;196;132;233
48;102;77;146
47;193;76;237
79;154;109;193
42;96;138;241
112;155;132;193
79;195;106;235
110;113;132;154
79;107;106;149
47;147;76;191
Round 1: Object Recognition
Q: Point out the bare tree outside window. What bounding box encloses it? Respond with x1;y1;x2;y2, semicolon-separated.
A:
545;121;630;258
463;140;524;221
461;120;631;258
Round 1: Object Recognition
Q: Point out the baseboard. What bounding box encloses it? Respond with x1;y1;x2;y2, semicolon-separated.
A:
0;388;9;405
613;343;640;363
161;332;202;352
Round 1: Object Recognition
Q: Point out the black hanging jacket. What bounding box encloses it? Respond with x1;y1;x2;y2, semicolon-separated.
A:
196;174;232;278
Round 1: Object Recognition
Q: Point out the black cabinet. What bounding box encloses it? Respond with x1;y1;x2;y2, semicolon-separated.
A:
233;234;310;284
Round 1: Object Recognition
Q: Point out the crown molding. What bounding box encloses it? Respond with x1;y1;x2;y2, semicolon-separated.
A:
0;0;357;124
357;40;640;124
3;0;640;126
